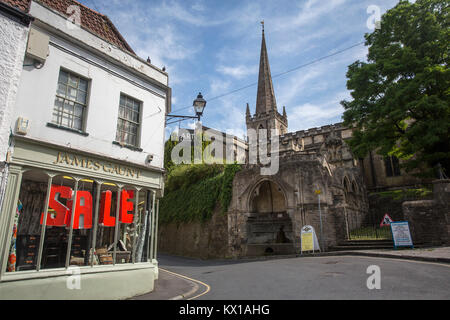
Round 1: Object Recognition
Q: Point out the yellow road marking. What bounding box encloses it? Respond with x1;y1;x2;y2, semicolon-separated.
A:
159;268;211;300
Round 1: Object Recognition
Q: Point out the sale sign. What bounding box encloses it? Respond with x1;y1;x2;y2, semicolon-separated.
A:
40;185;135;229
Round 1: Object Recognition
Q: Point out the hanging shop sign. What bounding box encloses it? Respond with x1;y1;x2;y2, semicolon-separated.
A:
40;185;135;229
390;221;414;249
301;225;321;254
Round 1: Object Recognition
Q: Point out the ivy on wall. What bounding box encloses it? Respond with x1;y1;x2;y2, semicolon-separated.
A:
159;162;241;225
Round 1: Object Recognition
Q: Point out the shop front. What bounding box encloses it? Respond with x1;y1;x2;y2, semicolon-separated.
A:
0;137;163;299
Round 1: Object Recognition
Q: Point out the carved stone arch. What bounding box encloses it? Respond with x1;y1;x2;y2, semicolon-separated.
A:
247;178;288;214
342;175;351;193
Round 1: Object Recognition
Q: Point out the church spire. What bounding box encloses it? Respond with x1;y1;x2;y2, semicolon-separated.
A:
256;22;278;115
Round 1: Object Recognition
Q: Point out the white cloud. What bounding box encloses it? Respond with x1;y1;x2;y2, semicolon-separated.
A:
216;64;258;79
288;91;350;131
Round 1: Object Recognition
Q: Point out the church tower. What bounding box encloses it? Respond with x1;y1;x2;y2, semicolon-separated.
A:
246;24;288;136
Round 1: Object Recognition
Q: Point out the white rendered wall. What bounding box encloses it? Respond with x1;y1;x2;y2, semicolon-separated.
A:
0;13;29;161
12;7;169;170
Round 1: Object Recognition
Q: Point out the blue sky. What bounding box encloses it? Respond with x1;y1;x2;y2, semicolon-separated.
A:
78;0;401;139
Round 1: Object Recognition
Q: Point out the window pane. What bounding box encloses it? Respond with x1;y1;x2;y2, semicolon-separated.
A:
68;87;77;100
130;124;138;135
79;79;88;92
58;70;69;84
134;190;150;263
73;117;82;131
57;83;67;97
55;97;64;111
132;111;139;123
76;91;87;104
94;184;119;266
61;114;71;127
74;105;84;118
68;74;78;88
132;101;139;112
6;170;50;272
119;106;125;118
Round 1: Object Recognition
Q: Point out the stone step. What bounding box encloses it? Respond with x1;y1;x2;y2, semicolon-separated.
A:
330;245;394;251
338;240;394;246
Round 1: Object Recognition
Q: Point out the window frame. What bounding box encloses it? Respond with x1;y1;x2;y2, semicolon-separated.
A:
51;68;91;133
115;93;143;149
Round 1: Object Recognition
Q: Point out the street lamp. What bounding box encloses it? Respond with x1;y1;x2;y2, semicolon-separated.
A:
166;92;207;125
193;93;207;120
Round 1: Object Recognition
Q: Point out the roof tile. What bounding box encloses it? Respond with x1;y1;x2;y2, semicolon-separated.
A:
0;0;134;54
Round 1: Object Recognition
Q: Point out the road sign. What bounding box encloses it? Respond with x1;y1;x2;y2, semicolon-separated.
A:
390;221;414;249
380;213;394;227
301;225;321;254
314;190;321;195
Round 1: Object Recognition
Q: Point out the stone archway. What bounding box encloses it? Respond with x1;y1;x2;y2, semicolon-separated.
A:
245;179;295;256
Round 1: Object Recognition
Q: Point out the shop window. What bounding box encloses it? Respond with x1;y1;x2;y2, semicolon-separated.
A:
6;170;154;273
116;94;141;147
7;170;49;272
384;156;401;177
52;69;89;131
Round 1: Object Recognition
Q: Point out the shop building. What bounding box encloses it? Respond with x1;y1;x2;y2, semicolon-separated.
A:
0;0;170;299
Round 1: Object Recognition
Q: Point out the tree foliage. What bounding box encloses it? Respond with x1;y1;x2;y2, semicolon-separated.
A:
342;0;449;177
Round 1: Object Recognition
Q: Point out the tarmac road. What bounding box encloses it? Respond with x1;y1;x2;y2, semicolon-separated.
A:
156;254;450;300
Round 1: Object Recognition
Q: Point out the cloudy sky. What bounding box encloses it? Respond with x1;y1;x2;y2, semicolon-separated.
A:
78;0;400;139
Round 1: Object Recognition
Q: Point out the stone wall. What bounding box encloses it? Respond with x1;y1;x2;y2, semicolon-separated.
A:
402;180;450;246
157;204;230;259
0;10;29;161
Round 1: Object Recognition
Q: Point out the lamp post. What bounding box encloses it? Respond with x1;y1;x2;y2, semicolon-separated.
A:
166;93;207;125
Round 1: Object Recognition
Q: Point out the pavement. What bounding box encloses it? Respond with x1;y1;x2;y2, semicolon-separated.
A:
131;246;450;300
130;268;203;300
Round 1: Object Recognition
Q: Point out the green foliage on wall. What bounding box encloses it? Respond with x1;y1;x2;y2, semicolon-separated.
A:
159;163;241;225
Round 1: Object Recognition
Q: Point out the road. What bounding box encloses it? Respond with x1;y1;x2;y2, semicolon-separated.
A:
157;254;450;300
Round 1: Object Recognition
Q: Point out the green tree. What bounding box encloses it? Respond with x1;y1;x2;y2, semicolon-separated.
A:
342;0;449;177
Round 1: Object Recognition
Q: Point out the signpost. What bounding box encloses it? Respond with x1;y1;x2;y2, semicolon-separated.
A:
301;225;320;254
390;221;414;249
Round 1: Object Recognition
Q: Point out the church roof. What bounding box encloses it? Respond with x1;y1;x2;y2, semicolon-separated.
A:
255;27;278;115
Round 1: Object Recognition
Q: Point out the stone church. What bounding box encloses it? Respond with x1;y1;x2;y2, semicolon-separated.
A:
226;28;369;257
159;28;440;259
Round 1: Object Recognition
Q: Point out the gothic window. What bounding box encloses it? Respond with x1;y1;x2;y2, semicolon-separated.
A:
384;156;401;177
